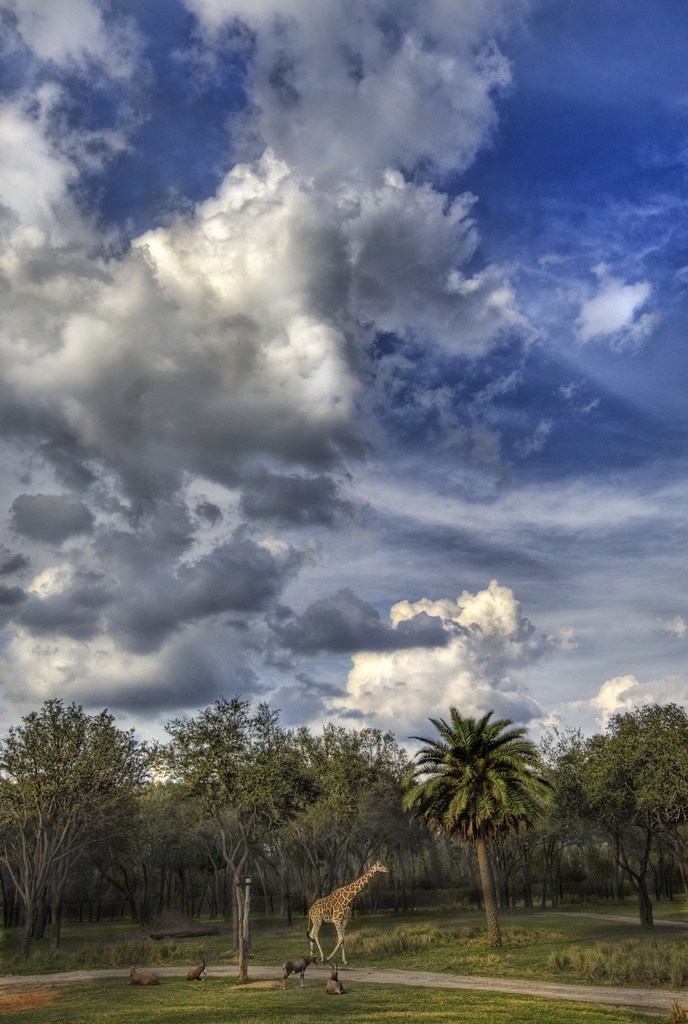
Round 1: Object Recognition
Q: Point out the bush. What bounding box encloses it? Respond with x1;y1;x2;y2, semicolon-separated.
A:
347;924;480;956
73;937;209;968
346;923;563;959
547;939;688;987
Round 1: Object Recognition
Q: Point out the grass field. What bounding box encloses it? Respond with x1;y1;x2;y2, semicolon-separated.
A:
2;901;688;1024
5;905;688;982
0;976;666;1024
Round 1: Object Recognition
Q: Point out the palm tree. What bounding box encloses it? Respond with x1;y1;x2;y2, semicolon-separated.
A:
404;708;550;946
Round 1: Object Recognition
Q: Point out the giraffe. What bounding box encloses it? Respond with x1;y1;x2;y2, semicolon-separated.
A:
306;859;389;964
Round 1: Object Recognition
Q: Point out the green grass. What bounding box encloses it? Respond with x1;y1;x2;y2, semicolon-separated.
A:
548;940;688;987
2;905;688;990
552;897;688;923
0;977;664;1024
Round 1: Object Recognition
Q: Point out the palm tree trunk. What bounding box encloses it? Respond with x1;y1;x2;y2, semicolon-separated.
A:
475;836;502;947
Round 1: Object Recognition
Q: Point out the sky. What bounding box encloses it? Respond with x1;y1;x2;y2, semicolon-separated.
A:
1;0;688;747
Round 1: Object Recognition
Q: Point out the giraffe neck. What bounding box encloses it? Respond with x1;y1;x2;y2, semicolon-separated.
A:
338;864;378;904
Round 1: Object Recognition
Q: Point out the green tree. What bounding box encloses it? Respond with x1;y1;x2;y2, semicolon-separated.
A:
537;727;592;906
93;781;193;925
0;700;149;956
580;703;688;927
404;708;550;946
163;698;311;980
288;724;408;901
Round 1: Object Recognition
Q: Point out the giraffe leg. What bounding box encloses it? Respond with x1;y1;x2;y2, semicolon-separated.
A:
326;920;347;964
309;920;326;963
326;937;342;962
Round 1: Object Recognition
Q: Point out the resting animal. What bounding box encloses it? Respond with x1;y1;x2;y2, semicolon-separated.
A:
186;959;207;981
282;953;317;989
129;965;160;986
326;964;345;994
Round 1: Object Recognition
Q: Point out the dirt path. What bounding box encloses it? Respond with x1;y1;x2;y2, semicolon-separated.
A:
1;963;687;1014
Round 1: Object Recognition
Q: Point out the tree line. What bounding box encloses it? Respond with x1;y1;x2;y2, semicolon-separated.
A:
1;697;687;970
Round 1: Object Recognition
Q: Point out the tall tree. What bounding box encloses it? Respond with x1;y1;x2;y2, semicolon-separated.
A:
164;698;311;980
0;700;149;956
580;703;688;927
537;727;592;906
404;708;550;946
288;724;409;900
93;781;192;925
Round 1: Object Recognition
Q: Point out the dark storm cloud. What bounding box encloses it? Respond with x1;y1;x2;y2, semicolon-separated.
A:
10;494;95;544
102;644;260;715
0;512;308;652
38;432;98;491
239;468;353;526
267;670;347;728
0;569;111;641
18;588;110;641
275;587;448;655
105;529;306;653
0;585;26;607
174;535;303;615
0;551;30;576
0;249;366;511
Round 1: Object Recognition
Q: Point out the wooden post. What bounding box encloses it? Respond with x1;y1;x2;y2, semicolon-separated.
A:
237;874;252;982
243;875;252;950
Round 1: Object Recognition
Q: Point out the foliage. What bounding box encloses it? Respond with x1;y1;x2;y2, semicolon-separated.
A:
163;699;313;830
163;699;317;978
0;699;150;956
536;727;598;908
93;782;201;926
405;710;550;841
287;723;410;894
578;704;688;927
404;708;550;945
4;696;688;963
547;937;688;987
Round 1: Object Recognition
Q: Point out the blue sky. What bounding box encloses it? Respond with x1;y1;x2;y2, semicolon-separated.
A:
1;0;687;744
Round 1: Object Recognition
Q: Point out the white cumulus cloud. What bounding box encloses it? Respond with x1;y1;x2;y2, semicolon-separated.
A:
5;0;140;77
576;264;656;349
337;579;549;739
185;0;519;180
578;672;688;730
662;615;687;638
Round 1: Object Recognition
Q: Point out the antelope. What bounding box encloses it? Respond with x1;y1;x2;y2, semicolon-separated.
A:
282;953;317;989
326;964;345;994
186;958;207;981
129;965;160;986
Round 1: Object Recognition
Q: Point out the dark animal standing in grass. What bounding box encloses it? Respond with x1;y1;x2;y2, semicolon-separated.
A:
129;966;160;986
282;953;318;989
186;959;207;981
326;964;345;994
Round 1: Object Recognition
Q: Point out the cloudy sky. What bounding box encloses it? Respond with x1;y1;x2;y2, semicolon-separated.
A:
1;0;687;745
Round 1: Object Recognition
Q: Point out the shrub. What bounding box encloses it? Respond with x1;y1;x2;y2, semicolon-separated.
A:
346;923;563;959
547;939;688;988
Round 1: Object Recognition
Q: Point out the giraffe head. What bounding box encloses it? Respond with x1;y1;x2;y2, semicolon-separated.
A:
370;859;390;875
